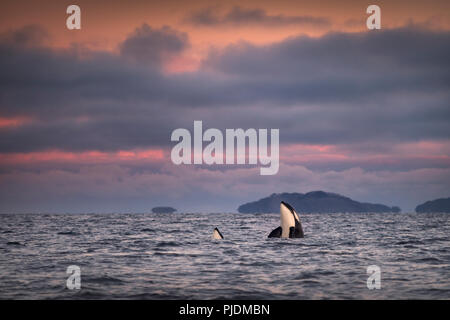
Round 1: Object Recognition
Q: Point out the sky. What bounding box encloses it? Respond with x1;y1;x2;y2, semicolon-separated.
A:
0;0;449;213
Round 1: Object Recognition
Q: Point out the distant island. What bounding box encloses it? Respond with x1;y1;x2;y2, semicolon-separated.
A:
238;191;401;213
415;197;450;213
151;206;177;213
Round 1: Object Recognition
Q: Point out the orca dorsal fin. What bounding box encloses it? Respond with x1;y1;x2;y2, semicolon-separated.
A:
268;226;282;238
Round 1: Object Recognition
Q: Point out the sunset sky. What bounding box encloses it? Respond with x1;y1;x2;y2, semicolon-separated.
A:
0;0;449;212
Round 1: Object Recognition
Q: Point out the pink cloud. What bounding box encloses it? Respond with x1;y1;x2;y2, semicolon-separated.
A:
0;148;165;165
0;116;32;128
280;141;450;169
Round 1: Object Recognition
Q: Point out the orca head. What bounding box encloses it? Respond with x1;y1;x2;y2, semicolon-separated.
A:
268;202;304;239
213;227;224;240
280;201;300;222
280;201;302;238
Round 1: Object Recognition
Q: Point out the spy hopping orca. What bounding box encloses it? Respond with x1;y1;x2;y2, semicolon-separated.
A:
268;201;304;238
213;227;224;239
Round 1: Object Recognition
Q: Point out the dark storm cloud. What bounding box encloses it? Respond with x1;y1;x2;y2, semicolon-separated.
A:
0;25;449;153
203;27;450;94
119;24;189;64
185;6;331;28
0;24;49;47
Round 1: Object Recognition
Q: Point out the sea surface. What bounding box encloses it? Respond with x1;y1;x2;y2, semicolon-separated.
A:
0;212;449;299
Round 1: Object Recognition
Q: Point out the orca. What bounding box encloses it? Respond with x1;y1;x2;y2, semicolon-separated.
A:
213;227;224;239
268;201;304;238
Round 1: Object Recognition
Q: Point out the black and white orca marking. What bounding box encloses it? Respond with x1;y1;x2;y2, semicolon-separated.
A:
213;227;224;239
268;201;304;238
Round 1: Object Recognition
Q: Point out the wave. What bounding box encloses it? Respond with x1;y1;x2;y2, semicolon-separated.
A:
6;241;24;246
57;231;80;236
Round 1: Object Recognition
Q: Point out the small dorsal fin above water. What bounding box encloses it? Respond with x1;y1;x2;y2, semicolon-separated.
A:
213;227;224;239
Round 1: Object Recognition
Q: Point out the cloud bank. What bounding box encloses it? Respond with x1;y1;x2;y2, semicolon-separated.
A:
0;24;449;212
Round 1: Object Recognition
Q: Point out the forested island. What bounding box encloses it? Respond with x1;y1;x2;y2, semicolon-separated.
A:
415;197;450;213
238;191;401;213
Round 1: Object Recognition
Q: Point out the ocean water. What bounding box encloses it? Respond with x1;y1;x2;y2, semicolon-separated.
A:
0;212;449;300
